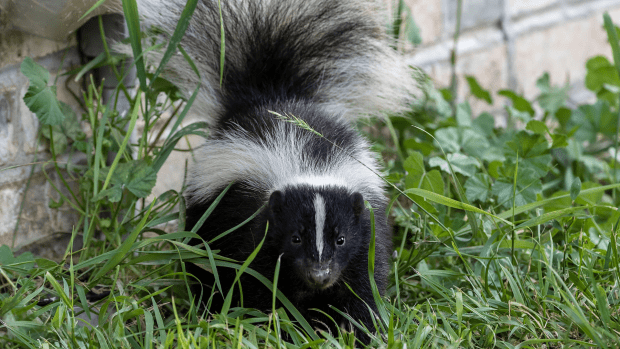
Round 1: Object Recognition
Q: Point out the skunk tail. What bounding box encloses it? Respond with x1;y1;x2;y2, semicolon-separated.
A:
137;0;417;124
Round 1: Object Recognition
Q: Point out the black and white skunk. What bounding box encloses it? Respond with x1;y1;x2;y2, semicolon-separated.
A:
137;0;416;340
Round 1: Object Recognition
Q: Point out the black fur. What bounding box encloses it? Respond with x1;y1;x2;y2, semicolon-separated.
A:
187;178;392;342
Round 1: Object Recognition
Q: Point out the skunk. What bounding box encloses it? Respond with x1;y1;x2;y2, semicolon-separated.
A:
136;0;416;341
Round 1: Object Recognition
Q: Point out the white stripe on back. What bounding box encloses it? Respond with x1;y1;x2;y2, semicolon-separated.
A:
314;194;326;261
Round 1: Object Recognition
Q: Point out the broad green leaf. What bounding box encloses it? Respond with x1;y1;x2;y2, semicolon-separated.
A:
550;133;569;149
569;100;618;142
536;72;568;115
544;190;572;212
492;168;543;209
505;105;532;123
464;173;492;203
0;245;35;276
40;102;85;155
403;138;435;156
503;131;551;178
41;125;68;155
404;152;444;214
498;90;535;115
96;187;123;203
21;57;65;126
555;107;572;128
575;182;604;206
434;128;460;153
429;153;479;177
465;75;493;104
585;56;620;92
526;120;549;135
455;102;472;127
95;160;157;202
472;112;495;136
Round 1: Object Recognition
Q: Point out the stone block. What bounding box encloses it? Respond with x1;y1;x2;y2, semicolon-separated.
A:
0;30;77;70
513;9;619;99
0;185;23;247
0;170;80;249
445;0;503;33
508;0;558;18
424;43;509;113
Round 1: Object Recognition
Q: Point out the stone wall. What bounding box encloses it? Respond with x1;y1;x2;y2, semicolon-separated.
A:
2;0;620;250
0;30;82;248
408;0;620;113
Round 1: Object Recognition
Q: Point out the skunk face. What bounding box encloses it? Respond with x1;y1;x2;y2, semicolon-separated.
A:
267;186;366;290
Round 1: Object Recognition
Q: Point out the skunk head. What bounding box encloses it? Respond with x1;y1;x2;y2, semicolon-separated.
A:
266;185;366;290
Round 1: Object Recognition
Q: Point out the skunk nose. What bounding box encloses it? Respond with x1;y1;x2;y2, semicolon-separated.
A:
308;268;330;287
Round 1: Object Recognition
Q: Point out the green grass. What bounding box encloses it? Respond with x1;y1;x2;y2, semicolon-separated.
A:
1;2;620;348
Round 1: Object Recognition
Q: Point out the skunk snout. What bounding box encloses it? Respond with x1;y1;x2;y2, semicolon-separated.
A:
308;268;331;287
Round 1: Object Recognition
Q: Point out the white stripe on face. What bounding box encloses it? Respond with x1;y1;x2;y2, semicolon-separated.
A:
314;194;326;261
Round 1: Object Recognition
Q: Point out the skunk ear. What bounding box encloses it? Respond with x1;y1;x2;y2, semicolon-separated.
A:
268;190;284;215
351;192;364;217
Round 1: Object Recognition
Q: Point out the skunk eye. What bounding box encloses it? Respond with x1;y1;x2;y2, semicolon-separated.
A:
336;236;345;246
291;235;302;244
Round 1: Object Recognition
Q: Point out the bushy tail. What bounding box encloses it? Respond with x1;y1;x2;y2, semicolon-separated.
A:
138;0;417;124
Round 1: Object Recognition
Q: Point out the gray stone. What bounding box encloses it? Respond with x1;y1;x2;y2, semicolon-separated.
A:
445;0;503;33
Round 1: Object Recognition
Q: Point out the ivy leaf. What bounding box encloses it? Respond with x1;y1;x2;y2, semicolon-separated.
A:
20;57;65;126
499;90;535;116
465;75;493;104
429;153;479;177
536;73;568;115
464;173;492;203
